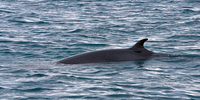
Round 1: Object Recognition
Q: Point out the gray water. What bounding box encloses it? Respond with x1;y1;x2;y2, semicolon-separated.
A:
0;0;200;99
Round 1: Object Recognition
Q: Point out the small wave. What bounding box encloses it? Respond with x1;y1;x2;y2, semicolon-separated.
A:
182;9;196;14
20;87;53;92
0;87;4;89
114;83;145;89
0;39;13;43
68;29;84;33
0;9;12;13
168;35;200;40
8;19;49;25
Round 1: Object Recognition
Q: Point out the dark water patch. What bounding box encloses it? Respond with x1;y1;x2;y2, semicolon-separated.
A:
112;24;126;28
14;41;35;44
185;0;200;3
0;39;13;43
71;75;98;80
21;81;41;85
83;96;100;99
0;9;13;14
182;9;197;14
0;87;4;89
147;86;173;91
84;87;107;92
192;90;200;93
10;69;29;73
114;83;145;89
28;74;48;77
1;48;12;55
104;72;118;76
186;94;200;99
184;20;200;26
22;97;49;100
168;35;200;40
60;95;84;99
106;93;133;98
61;34;71;37
136;91;148;95
26;12;40;18
88;70;103;74
20;87;53;92
191;75;200;78
191;65;200;68
77;34;89;38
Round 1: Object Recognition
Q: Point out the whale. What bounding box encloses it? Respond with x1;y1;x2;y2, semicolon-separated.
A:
57;38;155;64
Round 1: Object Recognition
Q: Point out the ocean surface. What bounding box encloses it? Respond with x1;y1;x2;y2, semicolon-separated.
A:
0;0;200;99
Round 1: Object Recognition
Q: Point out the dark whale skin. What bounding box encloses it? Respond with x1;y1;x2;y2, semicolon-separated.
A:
58;38;154;64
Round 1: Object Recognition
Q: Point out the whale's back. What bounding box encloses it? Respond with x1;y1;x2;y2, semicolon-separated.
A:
58;48;153;64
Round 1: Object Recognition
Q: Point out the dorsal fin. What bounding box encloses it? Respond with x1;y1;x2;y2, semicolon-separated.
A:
130;38;148;49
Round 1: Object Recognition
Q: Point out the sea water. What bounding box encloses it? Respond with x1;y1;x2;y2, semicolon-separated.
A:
0;0;200;99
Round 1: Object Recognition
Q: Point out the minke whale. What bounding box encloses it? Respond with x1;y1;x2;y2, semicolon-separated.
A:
58;38;155;64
